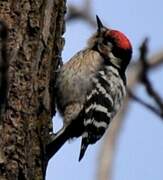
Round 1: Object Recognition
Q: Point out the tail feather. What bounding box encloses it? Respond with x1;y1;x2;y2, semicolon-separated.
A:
46;127;69;160
78;136;89;161
46;110;85;161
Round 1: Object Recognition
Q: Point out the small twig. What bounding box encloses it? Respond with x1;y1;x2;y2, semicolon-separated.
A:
139;38;163;114
66;0;96;27
128;90;163;118
97;51;163;180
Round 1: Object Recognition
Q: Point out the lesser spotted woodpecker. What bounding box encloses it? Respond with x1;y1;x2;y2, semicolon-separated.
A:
53;16;132;161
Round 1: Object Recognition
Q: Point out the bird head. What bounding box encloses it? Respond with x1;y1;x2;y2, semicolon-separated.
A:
88;15;132;71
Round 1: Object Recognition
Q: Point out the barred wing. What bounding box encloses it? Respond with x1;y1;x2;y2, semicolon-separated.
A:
79;70;115;161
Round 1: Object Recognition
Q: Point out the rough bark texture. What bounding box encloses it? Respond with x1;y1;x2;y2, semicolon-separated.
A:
0;0;66;179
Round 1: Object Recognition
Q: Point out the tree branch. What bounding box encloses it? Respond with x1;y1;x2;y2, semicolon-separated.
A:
139;38;163;113
128;90;163;118
66;0;96;27
64;3;163;180
97;50;163;180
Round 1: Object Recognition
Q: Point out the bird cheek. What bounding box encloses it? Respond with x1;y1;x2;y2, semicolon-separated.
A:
99;44;112;57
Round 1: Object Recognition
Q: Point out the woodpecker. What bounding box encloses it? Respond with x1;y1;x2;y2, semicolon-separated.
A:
52;16;132;161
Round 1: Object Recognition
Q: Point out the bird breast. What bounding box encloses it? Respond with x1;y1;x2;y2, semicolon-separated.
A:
56;49;103;110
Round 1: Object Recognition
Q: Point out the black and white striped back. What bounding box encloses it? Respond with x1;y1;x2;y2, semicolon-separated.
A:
79;65;126;161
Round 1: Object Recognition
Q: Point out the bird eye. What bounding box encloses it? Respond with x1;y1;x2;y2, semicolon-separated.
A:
103;39;112;47
106;41;112;47
103;34;113;47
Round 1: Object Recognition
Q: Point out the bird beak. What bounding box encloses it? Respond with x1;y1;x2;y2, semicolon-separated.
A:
96;15;104;33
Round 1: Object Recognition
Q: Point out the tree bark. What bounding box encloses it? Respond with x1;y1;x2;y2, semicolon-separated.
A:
0;0;66;179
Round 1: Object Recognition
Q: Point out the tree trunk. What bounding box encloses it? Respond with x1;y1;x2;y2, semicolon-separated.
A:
0;0;66;179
